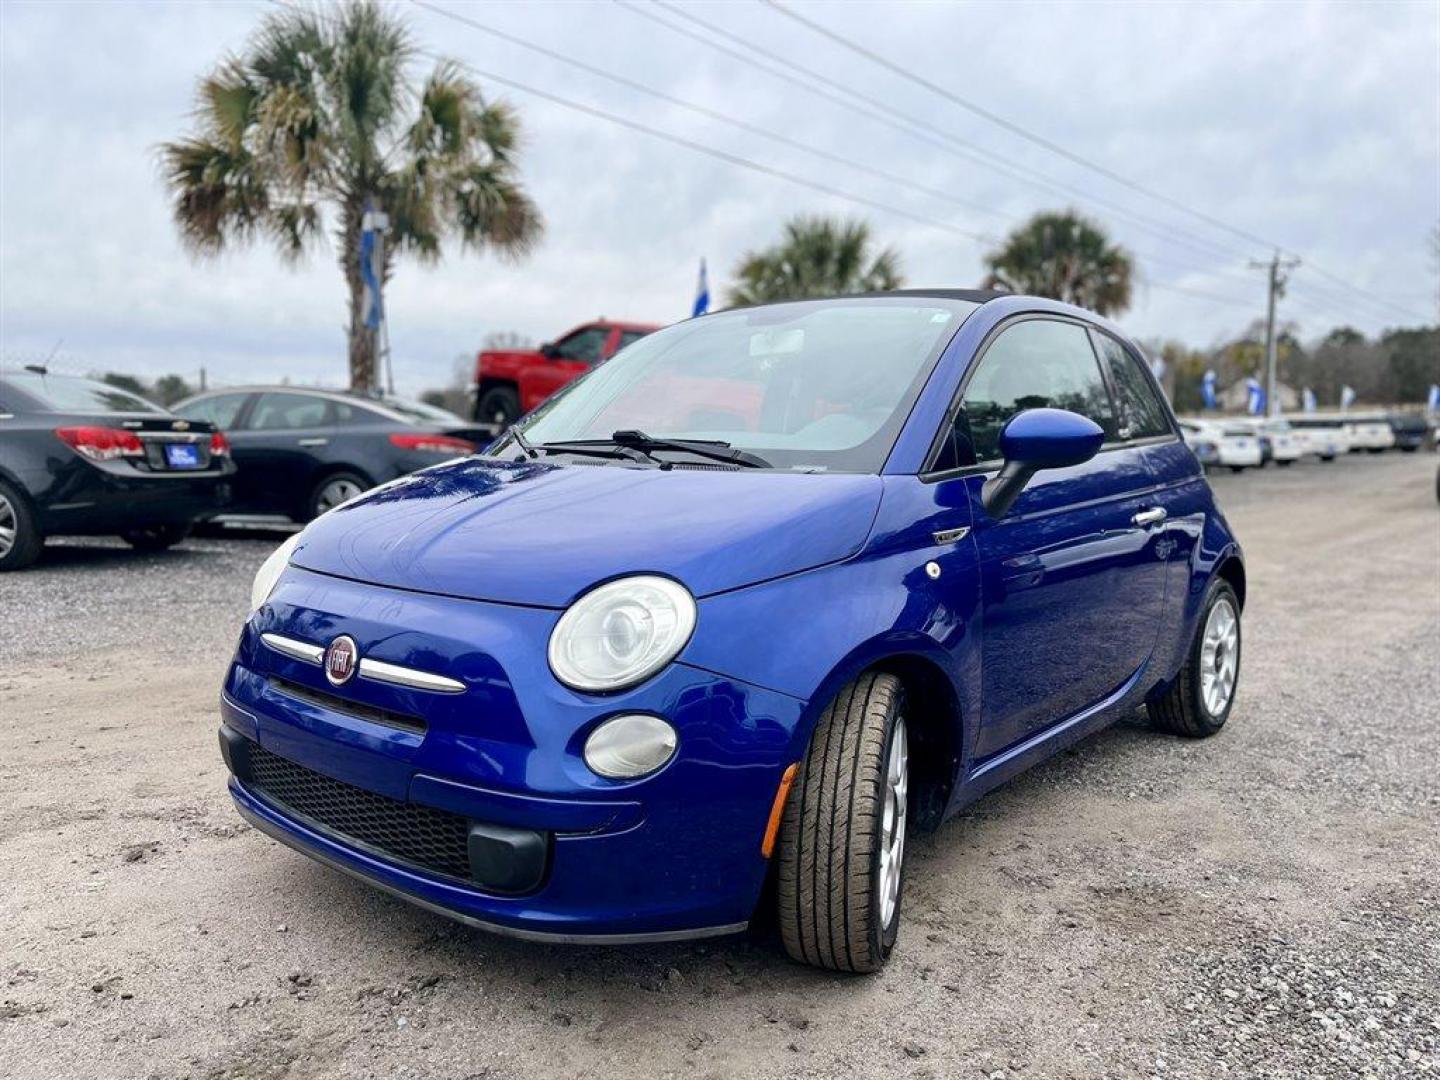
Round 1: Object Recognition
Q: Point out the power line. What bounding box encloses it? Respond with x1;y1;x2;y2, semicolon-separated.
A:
414;0;1264;295
762;0;1433;326
634;0;1254;270
410;0;1006;231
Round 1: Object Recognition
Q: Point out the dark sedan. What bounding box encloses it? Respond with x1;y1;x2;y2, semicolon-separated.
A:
0;369;234;571
172;387;476;522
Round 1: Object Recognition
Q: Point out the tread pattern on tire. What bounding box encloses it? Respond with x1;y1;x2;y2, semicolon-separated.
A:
1151;580;1239;738
777;671;900;973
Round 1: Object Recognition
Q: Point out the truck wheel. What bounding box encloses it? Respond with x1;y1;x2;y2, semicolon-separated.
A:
0;481;43;571
776;672;908;973
476;386;521;430
121;522;192;552
1150;579;1241;738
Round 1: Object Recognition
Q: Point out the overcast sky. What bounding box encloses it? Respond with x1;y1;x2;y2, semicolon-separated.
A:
1;0;1436;395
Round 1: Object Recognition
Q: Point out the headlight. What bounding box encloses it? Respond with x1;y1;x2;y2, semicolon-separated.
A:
548;575;696;692
249;532;302;614
583;714;678;779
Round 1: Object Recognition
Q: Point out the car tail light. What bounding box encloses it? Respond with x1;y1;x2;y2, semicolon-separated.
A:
210;431;231;456
389;432;476;455
54;426;145;461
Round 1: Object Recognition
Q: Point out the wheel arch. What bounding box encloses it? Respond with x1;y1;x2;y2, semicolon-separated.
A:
1216;551;1246;610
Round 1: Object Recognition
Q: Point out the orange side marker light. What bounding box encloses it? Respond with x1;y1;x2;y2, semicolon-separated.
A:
760;763;799;858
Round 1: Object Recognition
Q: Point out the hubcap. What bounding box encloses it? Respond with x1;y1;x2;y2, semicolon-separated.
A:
878;719;909;931
1199;598;1239;716
316;478;364;515
0;493;15;557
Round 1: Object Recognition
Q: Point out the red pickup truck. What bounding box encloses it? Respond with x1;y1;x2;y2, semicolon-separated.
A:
473;320;661;430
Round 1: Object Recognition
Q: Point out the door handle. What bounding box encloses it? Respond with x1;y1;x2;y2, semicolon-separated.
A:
297;437;329;447
931;525;971;545
1132;507;1167;527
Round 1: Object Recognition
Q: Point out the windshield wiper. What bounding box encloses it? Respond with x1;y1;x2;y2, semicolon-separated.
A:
533;439;653;465
609;430;771;469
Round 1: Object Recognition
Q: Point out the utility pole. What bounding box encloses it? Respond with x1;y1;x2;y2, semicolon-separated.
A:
1250;251;1301;416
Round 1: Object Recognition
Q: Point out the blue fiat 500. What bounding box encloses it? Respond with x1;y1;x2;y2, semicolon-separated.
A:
221;290;1244;972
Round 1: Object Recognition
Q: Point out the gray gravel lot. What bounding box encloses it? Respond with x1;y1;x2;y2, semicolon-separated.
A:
1;452;1437;1079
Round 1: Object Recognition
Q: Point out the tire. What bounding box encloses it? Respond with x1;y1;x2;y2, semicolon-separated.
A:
776;672;909;973
1277;459;1293;467
1150;579;1241;738
0;481;43;571
121;522;192;552
1229;465;1245;473
1320;455;1335;463
475;386;521;430
305;471;369;522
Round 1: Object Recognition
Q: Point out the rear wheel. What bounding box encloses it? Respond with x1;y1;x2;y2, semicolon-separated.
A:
1229;465;1245;473
1150;579;1241;738
306;471;369;521
776;672;908;973
0;481;43;571
121;522;191;552
476;386;521;431
1277;459;1294;467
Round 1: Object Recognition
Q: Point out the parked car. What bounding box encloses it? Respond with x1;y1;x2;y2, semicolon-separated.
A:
473;320;661;431
370;393;491;446
1386;411;1429;452
1340;411;1396;453
222;291;1245;972
1179;418;1263;471
173;387;476;522
0;369;233;570
1246;417;1302;466
1286;415;1346;460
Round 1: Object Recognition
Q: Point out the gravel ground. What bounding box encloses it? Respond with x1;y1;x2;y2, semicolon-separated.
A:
1;451;1436;1079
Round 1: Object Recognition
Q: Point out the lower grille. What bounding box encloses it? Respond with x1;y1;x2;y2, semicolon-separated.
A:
246;742;472;882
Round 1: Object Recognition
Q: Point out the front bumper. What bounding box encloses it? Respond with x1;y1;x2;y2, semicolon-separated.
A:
221;567;807;941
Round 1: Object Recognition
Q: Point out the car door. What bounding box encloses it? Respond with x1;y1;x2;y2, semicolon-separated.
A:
230;392;337;516
933;316;1169;759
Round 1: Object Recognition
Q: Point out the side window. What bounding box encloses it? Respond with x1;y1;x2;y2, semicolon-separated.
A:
553;326;610;363
333;402;386;426
249;393;331;431
175;392;249;429
616;329;649;352
1095;334;1170;439
938;319;1116;469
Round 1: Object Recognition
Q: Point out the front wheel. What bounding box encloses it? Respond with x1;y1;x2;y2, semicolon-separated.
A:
121;522;191;552
1229;465;1245;473
475;386;521;431
1150;579;1241;738
776;672;908;973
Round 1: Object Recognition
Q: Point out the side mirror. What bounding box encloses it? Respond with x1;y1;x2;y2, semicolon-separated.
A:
539;342;560;359
981;408;1104;519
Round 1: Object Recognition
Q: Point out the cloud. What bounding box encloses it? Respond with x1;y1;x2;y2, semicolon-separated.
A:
1;0;1435;395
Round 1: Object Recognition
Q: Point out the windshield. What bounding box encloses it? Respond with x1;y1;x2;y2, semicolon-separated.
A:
2;372;163;414
506;297;977;472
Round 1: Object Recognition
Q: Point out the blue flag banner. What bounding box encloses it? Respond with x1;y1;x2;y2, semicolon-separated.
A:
692;258;710;318
1340;385;1356;412
1302;387;1317;413
359;203;388;332
1245;377;1265;416
1428;384;1440;415
1201;369;1217;410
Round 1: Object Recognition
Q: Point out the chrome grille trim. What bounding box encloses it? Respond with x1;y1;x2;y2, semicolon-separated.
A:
358;658;466;694
260;633;324;665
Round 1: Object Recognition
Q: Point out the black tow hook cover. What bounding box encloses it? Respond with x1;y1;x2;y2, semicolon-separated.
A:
467;822;550;895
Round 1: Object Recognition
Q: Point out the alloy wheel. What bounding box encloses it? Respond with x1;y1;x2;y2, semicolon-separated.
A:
316;478;364;515
1199;598;1239;715
0;492;16;558
878;719;908;931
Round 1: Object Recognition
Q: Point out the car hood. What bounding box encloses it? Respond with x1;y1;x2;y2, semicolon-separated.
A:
289;457;883;607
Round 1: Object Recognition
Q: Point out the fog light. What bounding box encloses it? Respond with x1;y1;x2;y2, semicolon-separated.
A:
583;714;677;780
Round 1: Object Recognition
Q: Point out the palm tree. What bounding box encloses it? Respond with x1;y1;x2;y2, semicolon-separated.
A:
983;210;1133;316
160;2;542;390
728;216;903;306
